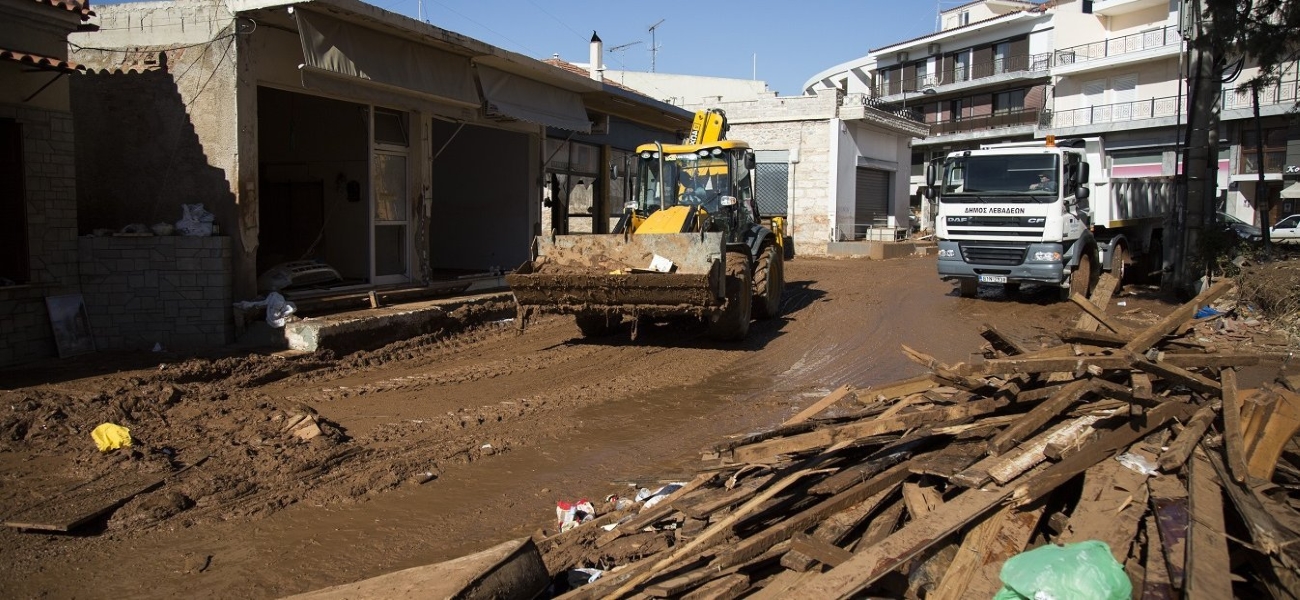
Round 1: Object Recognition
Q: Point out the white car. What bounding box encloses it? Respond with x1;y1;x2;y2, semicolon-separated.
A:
1271;214;1300;243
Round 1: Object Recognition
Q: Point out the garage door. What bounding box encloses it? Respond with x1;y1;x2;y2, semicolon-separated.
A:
854;167;890;237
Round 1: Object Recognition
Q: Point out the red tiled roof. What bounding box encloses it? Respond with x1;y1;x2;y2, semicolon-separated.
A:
0;47;84;72
543;57;647;96
35;0;94;19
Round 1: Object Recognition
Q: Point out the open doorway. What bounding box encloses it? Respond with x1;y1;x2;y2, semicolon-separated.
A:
257;87;369;292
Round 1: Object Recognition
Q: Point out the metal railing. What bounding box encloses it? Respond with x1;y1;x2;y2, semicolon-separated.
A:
929;107;1040;136
875;52;1052;96
849;93;926;123
1045;95;1185;128
1221;78;1300;111
1052;25;1182;66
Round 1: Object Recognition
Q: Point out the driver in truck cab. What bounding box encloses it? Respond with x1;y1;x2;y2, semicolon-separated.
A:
1029;173;1057;193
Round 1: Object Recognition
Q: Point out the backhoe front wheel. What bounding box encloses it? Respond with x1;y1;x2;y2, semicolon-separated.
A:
752;245;784;319
707;253;752;341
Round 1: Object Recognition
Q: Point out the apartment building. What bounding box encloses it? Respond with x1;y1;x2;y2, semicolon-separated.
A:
806;0;1300;230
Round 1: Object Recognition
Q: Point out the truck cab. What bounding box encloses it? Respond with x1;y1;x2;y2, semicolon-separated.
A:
928;138;1098;299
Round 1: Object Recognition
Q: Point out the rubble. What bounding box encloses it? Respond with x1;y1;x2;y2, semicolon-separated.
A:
535;274;1300;599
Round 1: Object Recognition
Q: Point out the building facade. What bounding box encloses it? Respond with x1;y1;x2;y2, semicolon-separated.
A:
805;0;1300;233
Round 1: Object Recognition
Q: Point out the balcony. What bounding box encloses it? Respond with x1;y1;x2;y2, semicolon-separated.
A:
1221;78;1300;112
875;52;1052;97
929;107;1040;136
1044;95;1185;129
1052;25;1182;72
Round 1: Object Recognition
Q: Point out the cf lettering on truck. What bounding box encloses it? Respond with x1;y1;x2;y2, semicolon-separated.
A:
925;136;1171;299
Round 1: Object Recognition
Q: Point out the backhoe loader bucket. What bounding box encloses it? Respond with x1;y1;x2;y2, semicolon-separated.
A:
507;232;727;322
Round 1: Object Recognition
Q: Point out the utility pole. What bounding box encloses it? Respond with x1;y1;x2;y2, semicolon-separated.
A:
1176;0;1223;294
648;19;664;73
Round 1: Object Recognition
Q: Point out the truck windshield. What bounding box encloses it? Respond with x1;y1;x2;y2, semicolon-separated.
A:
940;154;1060;203
636;153;732;213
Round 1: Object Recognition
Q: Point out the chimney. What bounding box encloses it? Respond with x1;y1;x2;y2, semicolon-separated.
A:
589;31;604;82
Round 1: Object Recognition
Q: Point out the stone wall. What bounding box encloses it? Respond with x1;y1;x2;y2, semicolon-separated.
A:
77;236;232;351
0;106;82;367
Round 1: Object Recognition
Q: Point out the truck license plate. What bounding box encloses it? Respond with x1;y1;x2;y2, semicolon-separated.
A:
979;275;1008;284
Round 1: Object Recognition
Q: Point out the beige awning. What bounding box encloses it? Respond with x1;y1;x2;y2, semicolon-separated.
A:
1282;180;1300;198
477;65;591;133
295;9;479;108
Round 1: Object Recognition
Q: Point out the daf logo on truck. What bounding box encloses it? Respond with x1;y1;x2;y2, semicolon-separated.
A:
925;136;1168;300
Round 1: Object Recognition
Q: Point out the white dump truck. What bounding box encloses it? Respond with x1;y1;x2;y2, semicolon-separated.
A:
927;137;1171;299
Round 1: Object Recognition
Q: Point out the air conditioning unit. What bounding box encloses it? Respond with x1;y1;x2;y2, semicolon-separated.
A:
927;43;941;55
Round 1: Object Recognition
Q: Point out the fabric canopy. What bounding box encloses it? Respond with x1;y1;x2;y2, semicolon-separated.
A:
477;65;591;133
1282;180;1300;199
296;10;479;108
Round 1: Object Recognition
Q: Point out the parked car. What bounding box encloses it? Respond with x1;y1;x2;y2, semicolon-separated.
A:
1270;214;1300;243
1218;212;1262;242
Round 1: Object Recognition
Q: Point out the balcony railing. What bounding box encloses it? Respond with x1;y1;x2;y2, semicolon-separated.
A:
1052;24;1182;66
1044;95;1185;128
929;107;1040;136
876;52;1052;96
1221;78;1300;111
846;93;926;123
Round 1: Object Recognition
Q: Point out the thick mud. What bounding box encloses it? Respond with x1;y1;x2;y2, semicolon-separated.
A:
0;255;1288;599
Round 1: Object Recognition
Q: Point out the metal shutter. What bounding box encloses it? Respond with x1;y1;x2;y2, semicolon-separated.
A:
854;168;890;236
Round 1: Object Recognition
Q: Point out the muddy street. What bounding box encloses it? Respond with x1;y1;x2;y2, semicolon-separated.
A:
0;255;1179;599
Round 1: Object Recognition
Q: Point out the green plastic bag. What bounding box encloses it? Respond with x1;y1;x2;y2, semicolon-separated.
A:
992;541;1132;600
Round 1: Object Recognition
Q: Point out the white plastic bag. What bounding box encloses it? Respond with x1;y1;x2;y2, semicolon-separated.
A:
176;203;215;236
265;292;296;328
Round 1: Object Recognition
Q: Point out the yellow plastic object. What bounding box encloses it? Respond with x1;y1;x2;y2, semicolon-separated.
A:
91;423;132;451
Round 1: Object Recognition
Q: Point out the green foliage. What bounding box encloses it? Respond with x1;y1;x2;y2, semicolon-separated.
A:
1201;0;1300;86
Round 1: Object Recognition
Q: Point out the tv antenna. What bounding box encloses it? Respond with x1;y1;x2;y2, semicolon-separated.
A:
648;18;665;72
608;41;642;81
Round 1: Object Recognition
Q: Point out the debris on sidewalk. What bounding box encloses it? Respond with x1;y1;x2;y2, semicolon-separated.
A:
531;276;1300;599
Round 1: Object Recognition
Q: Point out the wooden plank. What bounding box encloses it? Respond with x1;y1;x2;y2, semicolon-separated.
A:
602;443;852;599
1071;291;1133;336
1075;272;1120;332
966;352;1264;377
4;456;207;532
1148;474;1189;590
980;323;1031;356
783;384;856;426
855;499;904;548
989;415;1105;486
1122;278;1233;354
1220;368;1249;483
1011;401;1192;506
780;484;901;572
1185;448;1233;600
676;474;774;520
1245;386;1300;481
986;379;1094;455
791;473;1035;599
1156;402;1219;473
1131;372;1154;402
595;472;715;548
1142;509;1176;600
901;481;943;519
711;467;908;571
929;502;1044;600
643;539;788;598
732;398;1010;464
790;533;854;568
680;573;747;600
854;375;938;405
1059;446;1156;562
1131;357;1222;395
1060;328;1129;347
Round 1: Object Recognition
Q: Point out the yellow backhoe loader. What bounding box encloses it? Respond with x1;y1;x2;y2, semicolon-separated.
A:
507;109;788;341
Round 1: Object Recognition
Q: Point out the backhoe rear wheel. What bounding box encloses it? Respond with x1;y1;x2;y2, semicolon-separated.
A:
707;253;752;341
752;245;784;319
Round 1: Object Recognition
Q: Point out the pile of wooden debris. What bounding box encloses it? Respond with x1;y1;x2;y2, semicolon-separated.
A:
538;276;1300;599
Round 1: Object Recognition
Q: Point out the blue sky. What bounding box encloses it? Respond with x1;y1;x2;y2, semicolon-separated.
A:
367;0;947;96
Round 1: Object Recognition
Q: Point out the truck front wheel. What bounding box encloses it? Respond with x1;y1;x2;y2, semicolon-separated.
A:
1065;252;1097;300
959;279;978;298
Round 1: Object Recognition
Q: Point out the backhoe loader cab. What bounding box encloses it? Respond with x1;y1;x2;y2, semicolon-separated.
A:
507;110;787;341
